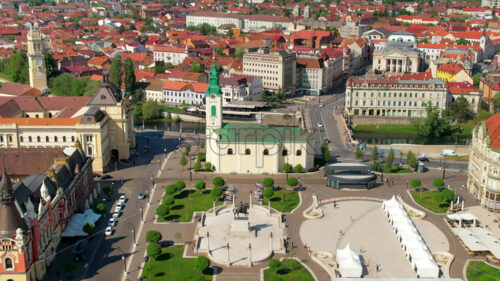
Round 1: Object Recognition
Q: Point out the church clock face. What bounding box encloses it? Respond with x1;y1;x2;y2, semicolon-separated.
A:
36;59;42;67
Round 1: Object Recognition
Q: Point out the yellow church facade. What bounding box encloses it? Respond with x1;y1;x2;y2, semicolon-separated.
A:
205;60;314;174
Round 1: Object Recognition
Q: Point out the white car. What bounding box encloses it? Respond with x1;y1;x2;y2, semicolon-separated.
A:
105;227;113;236
119;195;126;204
112;211;120;218
319;103;324;108
108;218;117;227
115;203;124;210
318;122;323;128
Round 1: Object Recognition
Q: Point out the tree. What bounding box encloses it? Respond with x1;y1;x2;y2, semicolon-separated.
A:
184;144;191;155
234;47;244;59
294;164;304;173
124;57;136;94
146;230;162;243
410;178;422;188
355;146;363;159
283;9;290;17
413;103;455;138
212;176;225;187
263;187;274;200
287;177;298;187
103;186;114;196
430;9;438;18
197;152;206;162
5;50;29;84
269;258;281;270
163;194;174;205
165;184;177;195
473;72;482;88
175;180;185;191
263;177;274;188
155;204;169;218
210;186;222;199
180;155;187;166
200;23;216;35
200;141;205;149
82;223;95;236
190;62;203;73
205;162;212;171
110;54;123;88
436;188;455;206
370;146;379;163
45;52;57;79
321;141;330;164
194;160;202;171
494;92;500;113
385;148;395;170
455;38;470;45
142;100;160;120
194;256;211;273
283;163;293;173
94;203;106;214
407;150;417;169
195;180;206;190
146;243;162;260
432;178;445;188
450;96;473;123
226;29;233;36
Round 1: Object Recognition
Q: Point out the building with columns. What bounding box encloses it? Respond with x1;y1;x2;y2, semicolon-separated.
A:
467;113;500;211
372;31;421;74
205;60;314;174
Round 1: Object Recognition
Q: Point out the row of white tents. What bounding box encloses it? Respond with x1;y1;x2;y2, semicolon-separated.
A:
336;244;363;277
382;196;440;278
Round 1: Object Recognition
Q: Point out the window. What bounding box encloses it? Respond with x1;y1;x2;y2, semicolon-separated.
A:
4;258;13;270
296;150;302;156
54;136;58;142
211;105;217;116
263;149;269;155
20;136;23;142
37;136;41;142
63;136;66;142
227;148;233;155
0;136;3;142
71;136;75;142
282;149;288;156
245;148;251;155
46;136;49;142
87;147;92;155
29;136;32;142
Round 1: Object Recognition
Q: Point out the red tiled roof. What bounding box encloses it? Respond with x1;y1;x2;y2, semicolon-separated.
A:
438;63;464;75
448;81;478;95
0;117;81;126
0;82;39;97
484;113;500;150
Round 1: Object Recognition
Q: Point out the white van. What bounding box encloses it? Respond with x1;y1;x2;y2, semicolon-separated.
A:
442;149;457;157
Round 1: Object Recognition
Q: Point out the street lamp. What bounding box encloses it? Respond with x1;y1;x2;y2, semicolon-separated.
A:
128;223;136;246
136;202;143;222
121;255;126;273
442;155;447;180
406;180;409;189
189;151;192;181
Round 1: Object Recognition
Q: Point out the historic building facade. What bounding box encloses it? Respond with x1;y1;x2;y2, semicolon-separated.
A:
345;77;449;118
372;32;421;74
206;60;314;173
467;114;500;211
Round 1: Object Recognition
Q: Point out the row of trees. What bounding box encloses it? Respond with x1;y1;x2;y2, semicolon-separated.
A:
109;54;136;95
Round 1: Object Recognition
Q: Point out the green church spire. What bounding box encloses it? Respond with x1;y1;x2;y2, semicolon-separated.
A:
205;58;222;96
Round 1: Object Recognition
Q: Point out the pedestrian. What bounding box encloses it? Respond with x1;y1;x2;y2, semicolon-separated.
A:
304;243;307;250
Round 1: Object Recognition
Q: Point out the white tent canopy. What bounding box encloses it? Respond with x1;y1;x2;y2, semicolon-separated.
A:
62;209;102;237
337;244;363;278
382;197;439;278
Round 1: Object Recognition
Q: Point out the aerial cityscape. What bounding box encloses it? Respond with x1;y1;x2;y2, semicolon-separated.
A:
0;0;500;281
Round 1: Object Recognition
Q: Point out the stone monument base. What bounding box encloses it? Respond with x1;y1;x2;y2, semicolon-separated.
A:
231;217;250;233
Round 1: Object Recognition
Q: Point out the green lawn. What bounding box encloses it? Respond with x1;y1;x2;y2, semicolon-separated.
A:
158;105;183;113
142;245;213;281
262;189;300;213
466;261;500;281
410;190;453;213
354;124;419;135
158;189;222;222
447;155;469;162
264;259;314;281
384;166;413;174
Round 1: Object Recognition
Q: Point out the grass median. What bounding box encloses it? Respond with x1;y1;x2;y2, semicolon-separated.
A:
158;189;223;222
264;259;314;281
466;261;500;281
262;189;300;213
410;189;453;213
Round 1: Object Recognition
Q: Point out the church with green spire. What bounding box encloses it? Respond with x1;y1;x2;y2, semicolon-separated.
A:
205;59;314;173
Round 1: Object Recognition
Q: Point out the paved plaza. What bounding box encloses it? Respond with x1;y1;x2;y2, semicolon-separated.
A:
197;206;285;266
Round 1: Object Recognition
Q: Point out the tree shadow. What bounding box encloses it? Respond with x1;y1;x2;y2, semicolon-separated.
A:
170;204;184;210
156;253;172;261
155;272;165;277
270;197;281;202
164;214;181;220
174;190;189;199
277;268;292;275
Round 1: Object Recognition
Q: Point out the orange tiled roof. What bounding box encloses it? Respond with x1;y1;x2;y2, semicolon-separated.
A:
0;117;81;126
438;63;464;75
484;113;500;150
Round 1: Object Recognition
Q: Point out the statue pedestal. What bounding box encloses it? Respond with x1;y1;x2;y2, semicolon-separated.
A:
231;217;250;233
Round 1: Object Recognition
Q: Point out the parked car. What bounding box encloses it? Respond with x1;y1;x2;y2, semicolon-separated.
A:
119;195;126;204
137;192;145;200
318;122;323;128
108;218;117;227
112;211;120;218
418;156;429;162
442;149;457;157
105;227;113;236
114;203;124;212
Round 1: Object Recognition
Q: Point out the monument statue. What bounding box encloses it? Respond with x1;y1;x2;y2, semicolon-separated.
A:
233;201;249;218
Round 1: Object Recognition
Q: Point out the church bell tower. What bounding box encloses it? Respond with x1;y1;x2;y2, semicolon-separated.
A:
205;58;223;170
27;23;47;91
